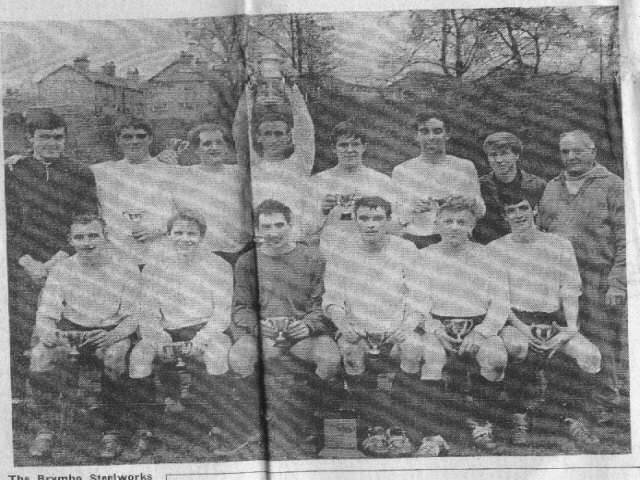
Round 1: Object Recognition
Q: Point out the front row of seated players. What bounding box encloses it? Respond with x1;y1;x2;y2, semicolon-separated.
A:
324;194;605;453
27;210;246;461
27;196;607;459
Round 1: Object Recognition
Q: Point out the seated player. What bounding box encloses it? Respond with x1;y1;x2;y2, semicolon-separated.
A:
129;210;233;436
324;195;427;378
228;199;341;450
420;195;510;451
27;214;140;460
323;196;429;455
489;192;602;449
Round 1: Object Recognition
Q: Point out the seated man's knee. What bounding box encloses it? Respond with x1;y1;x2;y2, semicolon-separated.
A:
29;342;67;373
194;331;232;375
129;339;158;378
500;326;528;361
567;335;602;375
199;333;232;376
229;335;258;377
100;338;131;375
338;339;365;376
420;334;447;380
311;336;341;379
476;335;508;382
398;332;424;374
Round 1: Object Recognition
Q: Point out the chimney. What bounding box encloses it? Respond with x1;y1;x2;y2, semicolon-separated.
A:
73;55;89;73
101;61;116;77
126;67;139;82
178;51;194;65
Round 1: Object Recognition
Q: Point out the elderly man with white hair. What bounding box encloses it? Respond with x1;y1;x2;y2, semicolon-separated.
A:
538;129;626;425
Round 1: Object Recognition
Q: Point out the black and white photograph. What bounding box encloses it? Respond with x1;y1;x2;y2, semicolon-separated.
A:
0;0;632;471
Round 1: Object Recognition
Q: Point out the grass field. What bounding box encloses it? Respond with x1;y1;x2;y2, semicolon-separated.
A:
13;351;630;465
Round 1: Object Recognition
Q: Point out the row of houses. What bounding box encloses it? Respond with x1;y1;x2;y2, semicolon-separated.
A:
33;51;221;123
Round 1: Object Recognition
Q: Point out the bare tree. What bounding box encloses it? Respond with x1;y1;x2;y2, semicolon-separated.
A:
383;9;491;81
175;16;249;101
250;13;339;79
584;7;619;82
479;8;582;74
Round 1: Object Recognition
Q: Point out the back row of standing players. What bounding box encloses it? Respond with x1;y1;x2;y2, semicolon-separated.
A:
5;82;626;458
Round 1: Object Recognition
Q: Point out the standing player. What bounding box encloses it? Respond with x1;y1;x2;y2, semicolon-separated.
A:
474;132;546;244
128;210;234;458
538;130;626;424
170;123;253;264
233;70;315;242
489;192;602;449
27;214;140;460
420;195;510;450
310;121;395;258
5;110;98;398
90;116;174;270
392;112;484;248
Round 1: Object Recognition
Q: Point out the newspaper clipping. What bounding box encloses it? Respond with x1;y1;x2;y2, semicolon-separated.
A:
0;0;638;479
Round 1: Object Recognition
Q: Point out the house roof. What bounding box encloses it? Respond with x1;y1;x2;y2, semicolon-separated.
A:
145;58;219;84
38;65;142;91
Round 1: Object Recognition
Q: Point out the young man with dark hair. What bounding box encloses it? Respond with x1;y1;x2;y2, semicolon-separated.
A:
310;121;395;258
90;115;174;270
229;199;340;451
391;112;484;249
5;109;98;398
171;123;253;264
489;192;602;450
538;130;626;425
27;214;140;459
473;132;546;244
323;195;429;454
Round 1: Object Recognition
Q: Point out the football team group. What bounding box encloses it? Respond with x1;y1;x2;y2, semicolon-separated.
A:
5;81;627;461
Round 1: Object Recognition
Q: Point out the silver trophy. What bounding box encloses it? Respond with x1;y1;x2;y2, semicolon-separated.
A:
56;330;101;359
162;341;194;368
254;53;287;106
441;318;477;356
264;316;293;348
336;193;356;221
530;323;558;359
442;318;475;343
361;332;392;356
